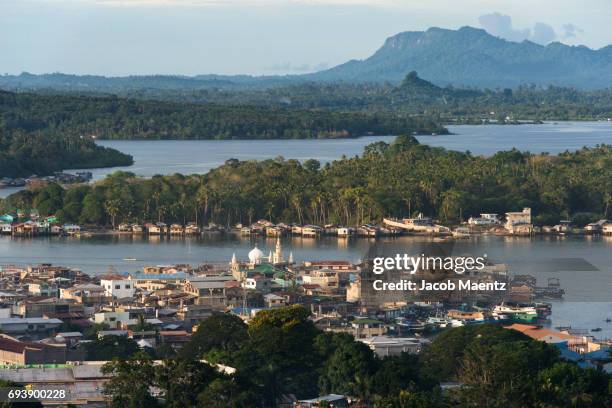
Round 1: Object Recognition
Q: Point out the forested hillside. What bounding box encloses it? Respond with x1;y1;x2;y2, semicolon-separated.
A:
135;73;612;121
311;26;612;88
13;72;610;122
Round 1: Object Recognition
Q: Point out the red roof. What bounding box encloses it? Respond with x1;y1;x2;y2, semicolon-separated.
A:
0;337;45;353
506;324;575;341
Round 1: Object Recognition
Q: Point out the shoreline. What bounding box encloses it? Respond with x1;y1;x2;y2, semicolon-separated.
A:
2;228;610;240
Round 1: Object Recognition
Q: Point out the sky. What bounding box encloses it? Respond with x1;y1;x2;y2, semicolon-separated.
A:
1;0;611;76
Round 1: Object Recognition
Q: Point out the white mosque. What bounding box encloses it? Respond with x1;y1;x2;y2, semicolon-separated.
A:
230;238;293;271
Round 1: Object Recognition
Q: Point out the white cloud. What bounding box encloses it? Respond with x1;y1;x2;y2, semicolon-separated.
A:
562;23;584;39
478;13;530;42
478;12;577;45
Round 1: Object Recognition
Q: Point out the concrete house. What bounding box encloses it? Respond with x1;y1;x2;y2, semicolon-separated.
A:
100;275;135;299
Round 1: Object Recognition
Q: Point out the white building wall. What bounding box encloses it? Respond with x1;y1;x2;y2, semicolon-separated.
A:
100;279;135;299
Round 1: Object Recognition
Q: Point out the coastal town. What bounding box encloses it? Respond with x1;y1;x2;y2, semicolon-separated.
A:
3;1;612;404
0;172;93;189
0;228;610;405
1;205;611;239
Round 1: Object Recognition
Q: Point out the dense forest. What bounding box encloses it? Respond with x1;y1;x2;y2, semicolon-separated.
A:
3;71;611;179
16;72;612;122
2;136;610;226
0;89;445;141
91;307;612;407
0;120;133;179
130;74;612;122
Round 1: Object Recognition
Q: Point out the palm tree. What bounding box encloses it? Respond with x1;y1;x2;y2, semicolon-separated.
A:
105;199;120;229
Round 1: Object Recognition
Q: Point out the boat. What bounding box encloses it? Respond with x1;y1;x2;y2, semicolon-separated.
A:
383;214;450;234
403;322;427;332
123;257;137;261
337;227;353;237
534;278;565;299
591;328;603;332
449;319;465;327
490;311;510;322
426;316;451;328
452;226;471;238
493;304;538;323
395;317;427;332
447;310;486;324
533;302;552;317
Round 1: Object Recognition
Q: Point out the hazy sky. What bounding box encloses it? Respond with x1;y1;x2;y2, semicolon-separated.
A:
1;0;610;76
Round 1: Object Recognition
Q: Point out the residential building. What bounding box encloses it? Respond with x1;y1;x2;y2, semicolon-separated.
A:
0;335;67;365
184;276;233;306
177;304;215;327
242;275;272;293
264;293;286;308
468;213;500;225
93;311;131;329
505;207;533;235
129;272;187;291
28;282;59;297
359;335;429;357
60;283;108;305
14;298;84;318
100;275;135;299
585;219;608;233
302;270;340;290
0;317;63;336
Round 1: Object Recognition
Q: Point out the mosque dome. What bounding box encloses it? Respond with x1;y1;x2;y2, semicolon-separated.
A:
248;246;265;264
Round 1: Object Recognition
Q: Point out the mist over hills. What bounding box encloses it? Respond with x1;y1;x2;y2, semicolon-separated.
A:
2;26;612;91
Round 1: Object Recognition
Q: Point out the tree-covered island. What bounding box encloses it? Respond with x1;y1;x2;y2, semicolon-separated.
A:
2;136;610;227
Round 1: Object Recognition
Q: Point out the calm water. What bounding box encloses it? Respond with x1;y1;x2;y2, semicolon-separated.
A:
80;136;397;181
440;121;612;155
1;234;611;336
89;121;612;180
1;122;612;334
2;121;612;197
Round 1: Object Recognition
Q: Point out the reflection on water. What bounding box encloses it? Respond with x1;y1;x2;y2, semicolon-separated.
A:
0;234;611;336
3;122;612;198
440;121;612;155
89;122;612;180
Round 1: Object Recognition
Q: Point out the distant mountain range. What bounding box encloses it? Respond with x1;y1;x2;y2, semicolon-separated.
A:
2;26;612;91
309;26;612;89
